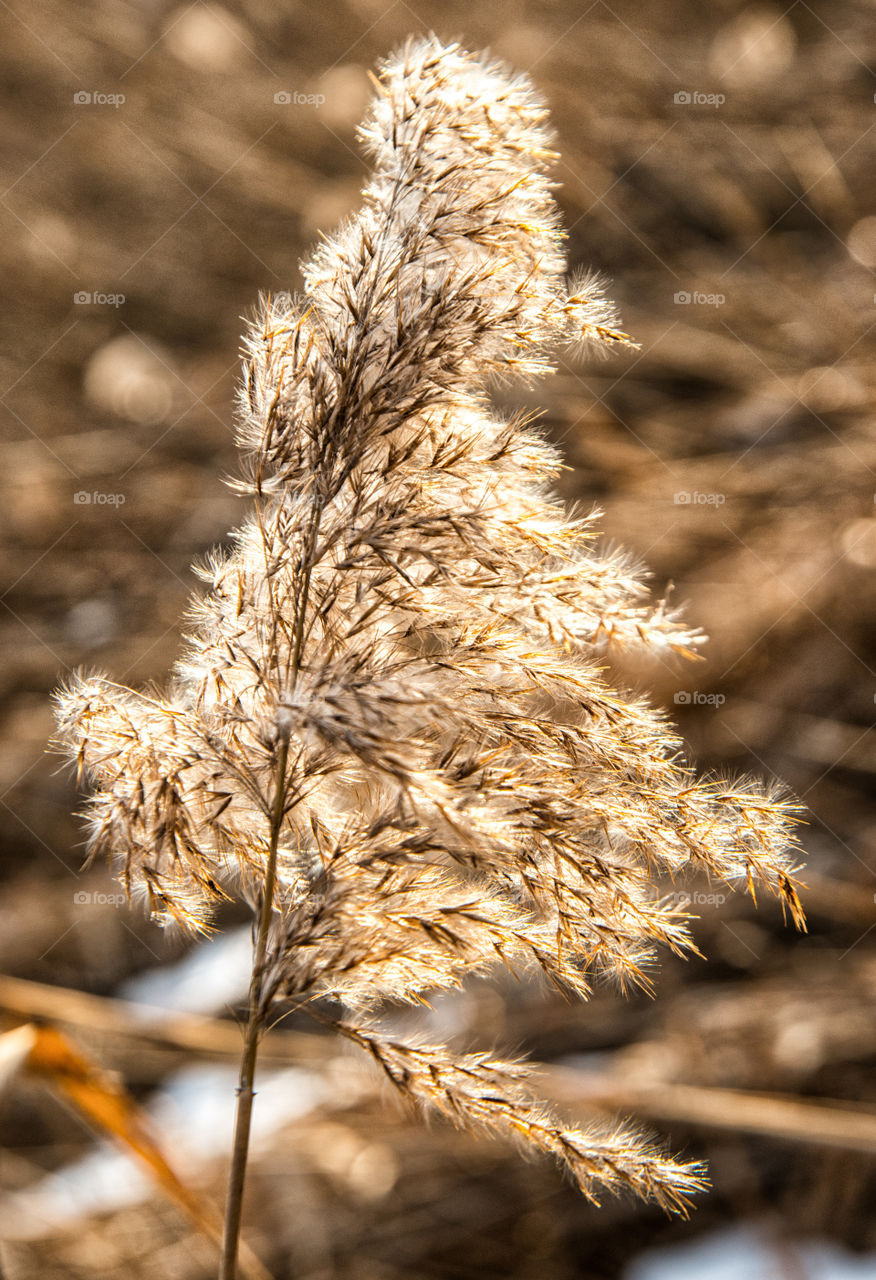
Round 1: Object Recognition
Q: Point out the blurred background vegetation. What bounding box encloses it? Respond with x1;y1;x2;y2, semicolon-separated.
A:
1;1;875;1276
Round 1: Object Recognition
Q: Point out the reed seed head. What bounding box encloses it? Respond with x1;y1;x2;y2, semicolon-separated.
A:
52;34;804;1211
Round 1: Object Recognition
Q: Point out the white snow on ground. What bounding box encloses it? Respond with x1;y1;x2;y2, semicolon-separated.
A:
625;1224;876;1280
0;932;327;1241
0;1061;328;1240
120;925;252;1015
7;941;875;1271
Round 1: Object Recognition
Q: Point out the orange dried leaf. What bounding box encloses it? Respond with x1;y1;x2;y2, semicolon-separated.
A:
22;1024;271;1280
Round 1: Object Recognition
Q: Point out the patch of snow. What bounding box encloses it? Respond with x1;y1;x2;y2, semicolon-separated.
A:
0;1061;327;1240
625;1225;876;1280
120;926;251;1016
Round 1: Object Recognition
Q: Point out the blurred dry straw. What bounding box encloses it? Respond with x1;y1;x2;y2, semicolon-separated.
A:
51;34;804;1279
0;1020;271;1280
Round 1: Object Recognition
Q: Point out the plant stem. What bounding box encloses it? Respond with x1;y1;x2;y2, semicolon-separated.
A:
221;369;325;1278
219;736;289;1280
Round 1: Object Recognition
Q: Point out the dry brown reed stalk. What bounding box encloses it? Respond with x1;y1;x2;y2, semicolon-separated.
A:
52;34;805;1279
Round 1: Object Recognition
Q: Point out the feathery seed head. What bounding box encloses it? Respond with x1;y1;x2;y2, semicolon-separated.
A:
52;34;803;1211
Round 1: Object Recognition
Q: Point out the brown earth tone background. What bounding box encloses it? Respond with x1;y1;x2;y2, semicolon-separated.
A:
1;1;875;1277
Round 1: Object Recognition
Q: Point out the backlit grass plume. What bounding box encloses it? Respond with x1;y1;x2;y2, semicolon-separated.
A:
52;35;804;1278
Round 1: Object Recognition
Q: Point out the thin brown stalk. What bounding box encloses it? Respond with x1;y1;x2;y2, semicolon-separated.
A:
543;1069;876;1155
218;382;326;1280
219;735;288;1280
7;978;876;1158
0;973;323;1063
